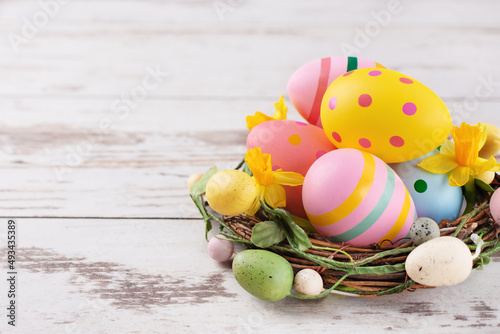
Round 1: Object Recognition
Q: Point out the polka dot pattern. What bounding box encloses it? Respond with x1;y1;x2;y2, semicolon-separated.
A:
343;71;354;77
295;121;308;126
288;134;302;146
328;96;337;110
358;94;372;107
390;136;405;147
359;138;371;148
414;179;428;193
402;102;417;116
320;67;452;163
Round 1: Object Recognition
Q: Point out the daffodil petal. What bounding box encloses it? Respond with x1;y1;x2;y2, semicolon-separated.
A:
418;154;459;174
246;112;273;131
440;140;456;157
245;193;261;216
263;183;287;208
271;95;287;120
449;166;472;187
477;122;488;150
474;156;500;173
273;171;304;186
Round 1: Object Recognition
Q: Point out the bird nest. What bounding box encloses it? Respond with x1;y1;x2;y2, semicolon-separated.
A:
194;175;500;297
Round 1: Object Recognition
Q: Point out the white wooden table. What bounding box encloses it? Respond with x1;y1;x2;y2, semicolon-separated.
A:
1;1;500;333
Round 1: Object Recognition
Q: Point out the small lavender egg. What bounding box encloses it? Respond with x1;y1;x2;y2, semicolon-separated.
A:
293;269;324;295
490;188;500;225
410;217;440;246
207;235;234;262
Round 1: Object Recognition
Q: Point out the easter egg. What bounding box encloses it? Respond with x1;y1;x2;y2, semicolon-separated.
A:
390;150;463;223
287;56;385;127
247;120;336;218
321;68;452;163
302;148;417;247
489;188;500;225
405;236;472;286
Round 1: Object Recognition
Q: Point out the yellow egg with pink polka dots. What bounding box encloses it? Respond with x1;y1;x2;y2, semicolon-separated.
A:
320;68;452;163
247;120;336;218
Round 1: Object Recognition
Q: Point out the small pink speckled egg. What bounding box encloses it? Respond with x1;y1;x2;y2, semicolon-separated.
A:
302;148;417;247
247;120;336;218
490;188;500;225
207;235;234;262
287;56;385;128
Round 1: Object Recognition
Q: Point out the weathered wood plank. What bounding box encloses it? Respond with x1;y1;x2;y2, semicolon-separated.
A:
0;218;499;333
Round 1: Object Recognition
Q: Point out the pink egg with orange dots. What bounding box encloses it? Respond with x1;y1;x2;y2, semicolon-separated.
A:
247;120;336;218
302;148;417;247
320;68;452;163
287;56;385;128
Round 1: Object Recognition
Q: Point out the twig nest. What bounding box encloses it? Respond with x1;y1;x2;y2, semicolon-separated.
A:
207;235;234;262
410;217;440;246
405;236;473;286
294;269;324;296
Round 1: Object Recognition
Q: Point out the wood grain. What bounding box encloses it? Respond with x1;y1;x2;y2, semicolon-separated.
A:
1;0;500;332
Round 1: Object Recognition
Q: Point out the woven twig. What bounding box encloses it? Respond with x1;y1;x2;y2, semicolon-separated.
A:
221;179;500;296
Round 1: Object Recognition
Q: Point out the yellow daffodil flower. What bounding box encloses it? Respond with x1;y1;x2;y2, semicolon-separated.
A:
246;95;287;131
418;122;500;187
244;147;304;215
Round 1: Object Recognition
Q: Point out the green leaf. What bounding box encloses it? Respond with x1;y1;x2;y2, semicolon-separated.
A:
251;220;286;248
290;215;317;234
475;177;495;193
462;176;478;215
190;194;212;241
242;163;253;176
190;166;217;196
260;202;312;251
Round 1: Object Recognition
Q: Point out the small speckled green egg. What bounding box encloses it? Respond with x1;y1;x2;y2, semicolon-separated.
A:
232;250;293;301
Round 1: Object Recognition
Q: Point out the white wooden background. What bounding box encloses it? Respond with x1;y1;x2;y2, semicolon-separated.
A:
1;0;500;333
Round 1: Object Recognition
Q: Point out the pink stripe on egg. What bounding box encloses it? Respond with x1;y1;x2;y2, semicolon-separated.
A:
328;56;349;85
321;154;388;234
303;149;364;216
357;57;376;69
308;58;331;127
287;59;321;123
348;173;407;246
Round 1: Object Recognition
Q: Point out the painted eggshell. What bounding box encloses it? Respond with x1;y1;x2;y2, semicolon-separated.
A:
320;68;452;163
489;188;500;225
247;120;336;218
287;56;385;128
302;148;417;247
390;150;463;223
405;236;472;286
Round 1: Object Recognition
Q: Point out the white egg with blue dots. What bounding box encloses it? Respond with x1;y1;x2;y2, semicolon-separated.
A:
390;150;464;223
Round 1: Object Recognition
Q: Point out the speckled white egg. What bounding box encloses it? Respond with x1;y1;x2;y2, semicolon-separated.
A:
207;235;234;262
410;217;440;246
405;236;472;286
293;269;324;295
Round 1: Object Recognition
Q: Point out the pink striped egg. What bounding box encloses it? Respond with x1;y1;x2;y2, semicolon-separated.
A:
247;120;336;218
302;148;417;247
287;57;385;128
